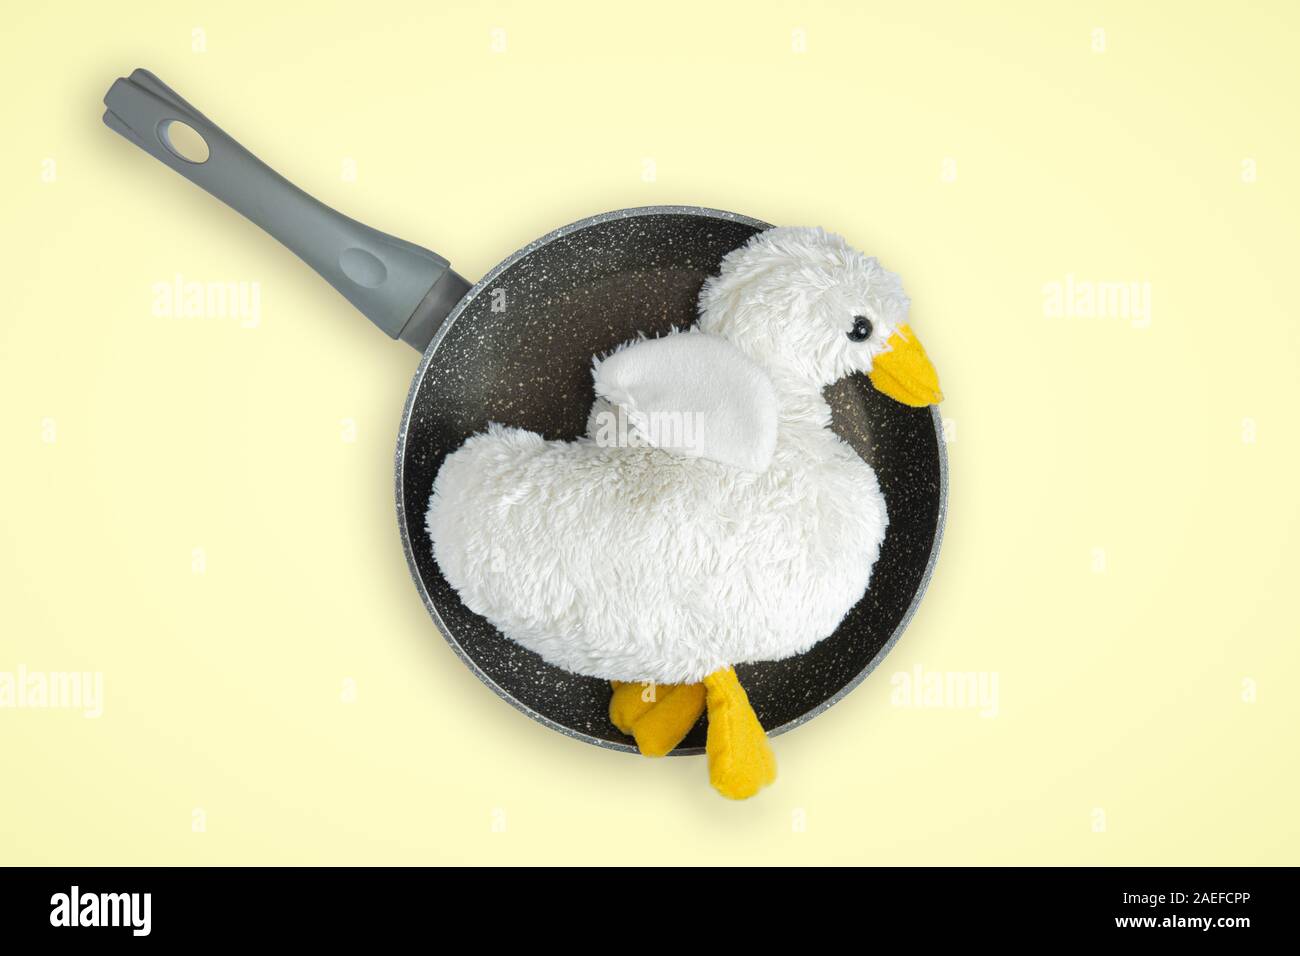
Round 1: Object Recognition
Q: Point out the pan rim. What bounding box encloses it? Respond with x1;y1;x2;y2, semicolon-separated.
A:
394;204;948;756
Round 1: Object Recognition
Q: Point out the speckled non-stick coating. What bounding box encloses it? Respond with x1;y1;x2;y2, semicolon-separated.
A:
396;207;946;754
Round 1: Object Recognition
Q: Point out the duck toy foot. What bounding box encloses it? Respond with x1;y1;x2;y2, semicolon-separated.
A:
609;680;705;758
610;668;776;800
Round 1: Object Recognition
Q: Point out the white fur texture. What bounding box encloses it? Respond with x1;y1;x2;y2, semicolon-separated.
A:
592;331;777;473
427;226;906;684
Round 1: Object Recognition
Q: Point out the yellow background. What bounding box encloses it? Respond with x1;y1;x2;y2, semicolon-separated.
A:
2;1;1296;865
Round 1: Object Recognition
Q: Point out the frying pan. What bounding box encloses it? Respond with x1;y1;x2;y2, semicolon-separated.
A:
104;68;947;753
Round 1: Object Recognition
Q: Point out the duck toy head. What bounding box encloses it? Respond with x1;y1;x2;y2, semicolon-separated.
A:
427;226;943;799
697;225;943;405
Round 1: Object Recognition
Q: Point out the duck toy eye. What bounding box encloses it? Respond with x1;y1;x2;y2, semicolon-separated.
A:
847;315;873;342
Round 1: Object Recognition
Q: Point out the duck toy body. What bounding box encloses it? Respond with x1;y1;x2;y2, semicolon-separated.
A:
427;227;943;799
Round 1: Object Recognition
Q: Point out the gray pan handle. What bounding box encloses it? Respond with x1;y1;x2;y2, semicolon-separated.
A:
102;68;470;350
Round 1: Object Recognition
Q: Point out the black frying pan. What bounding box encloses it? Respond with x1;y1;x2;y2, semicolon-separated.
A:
104;69;946;754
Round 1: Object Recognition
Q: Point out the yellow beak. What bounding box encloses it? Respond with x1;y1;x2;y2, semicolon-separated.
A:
867;324;944;406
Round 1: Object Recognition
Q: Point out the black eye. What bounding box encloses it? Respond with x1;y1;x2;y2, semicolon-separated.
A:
847;315;873;342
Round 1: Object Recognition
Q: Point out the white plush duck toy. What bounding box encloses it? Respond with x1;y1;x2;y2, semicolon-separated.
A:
427;226;942;798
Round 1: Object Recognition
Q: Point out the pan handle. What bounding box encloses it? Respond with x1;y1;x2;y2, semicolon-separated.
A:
102;68;470;350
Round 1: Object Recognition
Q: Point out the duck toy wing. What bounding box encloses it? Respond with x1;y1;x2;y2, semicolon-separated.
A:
425;225;944;800
589;331;778;474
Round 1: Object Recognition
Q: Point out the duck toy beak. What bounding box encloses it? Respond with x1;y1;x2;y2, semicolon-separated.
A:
868;324;944;407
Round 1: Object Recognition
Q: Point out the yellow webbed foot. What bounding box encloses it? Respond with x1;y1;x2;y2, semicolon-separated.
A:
702;667;776;800
609;680;706;758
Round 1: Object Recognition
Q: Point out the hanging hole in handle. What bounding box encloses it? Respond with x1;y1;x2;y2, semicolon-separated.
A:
158;120;210;164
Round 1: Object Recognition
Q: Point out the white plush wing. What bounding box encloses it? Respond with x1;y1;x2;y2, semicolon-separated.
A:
590;332;777;473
